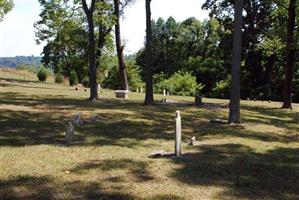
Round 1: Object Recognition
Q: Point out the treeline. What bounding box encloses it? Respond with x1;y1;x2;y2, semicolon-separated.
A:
34;0;299;103
0;56;42;68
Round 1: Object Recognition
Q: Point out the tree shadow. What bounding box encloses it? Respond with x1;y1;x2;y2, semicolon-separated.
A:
169;144;299;200
70;159;154;182
1;91;298;147
0;176;54;200
241;105;299;134
0;175;136;200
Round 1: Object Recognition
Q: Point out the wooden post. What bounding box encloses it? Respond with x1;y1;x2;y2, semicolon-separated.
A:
175;110;182;157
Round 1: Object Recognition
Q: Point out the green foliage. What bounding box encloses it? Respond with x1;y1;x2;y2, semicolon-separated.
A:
35;0;89;81
82;77;90;88
126;61;144;91
0;0;13;21
211;77;231;99
102;60;143;91
154;71;203;96
55;73;64;84
69;71;78;86
37;67;48;82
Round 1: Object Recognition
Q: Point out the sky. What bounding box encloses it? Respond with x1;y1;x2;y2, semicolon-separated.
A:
0;0;209;57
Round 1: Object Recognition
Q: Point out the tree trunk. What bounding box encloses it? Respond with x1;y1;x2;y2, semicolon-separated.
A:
144;0;154;105
87;14;98;101
282;0;297;109
228;0;243;124
114;0;129;91
82;0;98;101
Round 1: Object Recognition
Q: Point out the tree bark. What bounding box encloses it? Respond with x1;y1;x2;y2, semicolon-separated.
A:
82;0;98;101
228;0;243;124
282;0;297;109
114;0;129;91
144;0;154;105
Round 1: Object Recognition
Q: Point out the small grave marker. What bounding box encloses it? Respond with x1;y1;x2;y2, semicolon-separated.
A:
66;122;75;145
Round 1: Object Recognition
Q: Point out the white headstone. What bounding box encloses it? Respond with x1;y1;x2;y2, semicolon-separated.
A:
175;111;182;157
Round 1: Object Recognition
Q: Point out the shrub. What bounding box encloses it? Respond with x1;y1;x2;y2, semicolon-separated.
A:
102;61;143;91
82;77;90;88
69;71;78;86
55;73;64;84
126;61;144;91
37;67;48;82
154;71;203;96
211;77;231;98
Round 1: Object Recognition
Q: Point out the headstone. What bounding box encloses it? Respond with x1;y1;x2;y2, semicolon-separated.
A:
163;89;166;96
98;84;101;91
167;92;170;96
72;114;83;126
210;119;225;124
189;136;196;146
136;88;139;93
175;111;182;157
114;90;129;99
66;122;75;145
195;94;203;106
140;87;143;93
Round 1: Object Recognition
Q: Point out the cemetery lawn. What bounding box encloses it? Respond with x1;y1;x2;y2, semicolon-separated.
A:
1;69;299;200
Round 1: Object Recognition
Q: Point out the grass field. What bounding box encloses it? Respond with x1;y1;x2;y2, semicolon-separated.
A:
1;69;299;200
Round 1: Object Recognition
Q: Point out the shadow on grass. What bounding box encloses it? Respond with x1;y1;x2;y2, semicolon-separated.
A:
71;159;154;182
0;175;135;200
241;105;299;133
169;144;299;200
1;91;298;147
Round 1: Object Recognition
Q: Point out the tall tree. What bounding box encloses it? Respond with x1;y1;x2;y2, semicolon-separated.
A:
35;0;88;83
82;0;98;101
113;0;129;90
282;0;297;109
228;0;243;124
144;0;154;105
0;0;13;22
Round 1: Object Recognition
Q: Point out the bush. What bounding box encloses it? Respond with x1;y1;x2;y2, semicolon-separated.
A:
37;67;48;82
126;61;144;91
82;77;90;88
102;61;143;91
55;73;64;84
69;71;78;86
154;71;203;96
211;77;231;98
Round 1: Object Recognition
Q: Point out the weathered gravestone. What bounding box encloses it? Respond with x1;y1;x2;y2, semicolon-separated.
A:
66;122;75;145
114;90;129;99
175;111;182;157
195;94;203;106
189;136;196;146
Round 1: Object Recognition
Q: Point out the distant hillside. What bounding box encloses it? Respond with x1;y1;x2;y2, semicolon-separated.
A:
0;56;42;68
